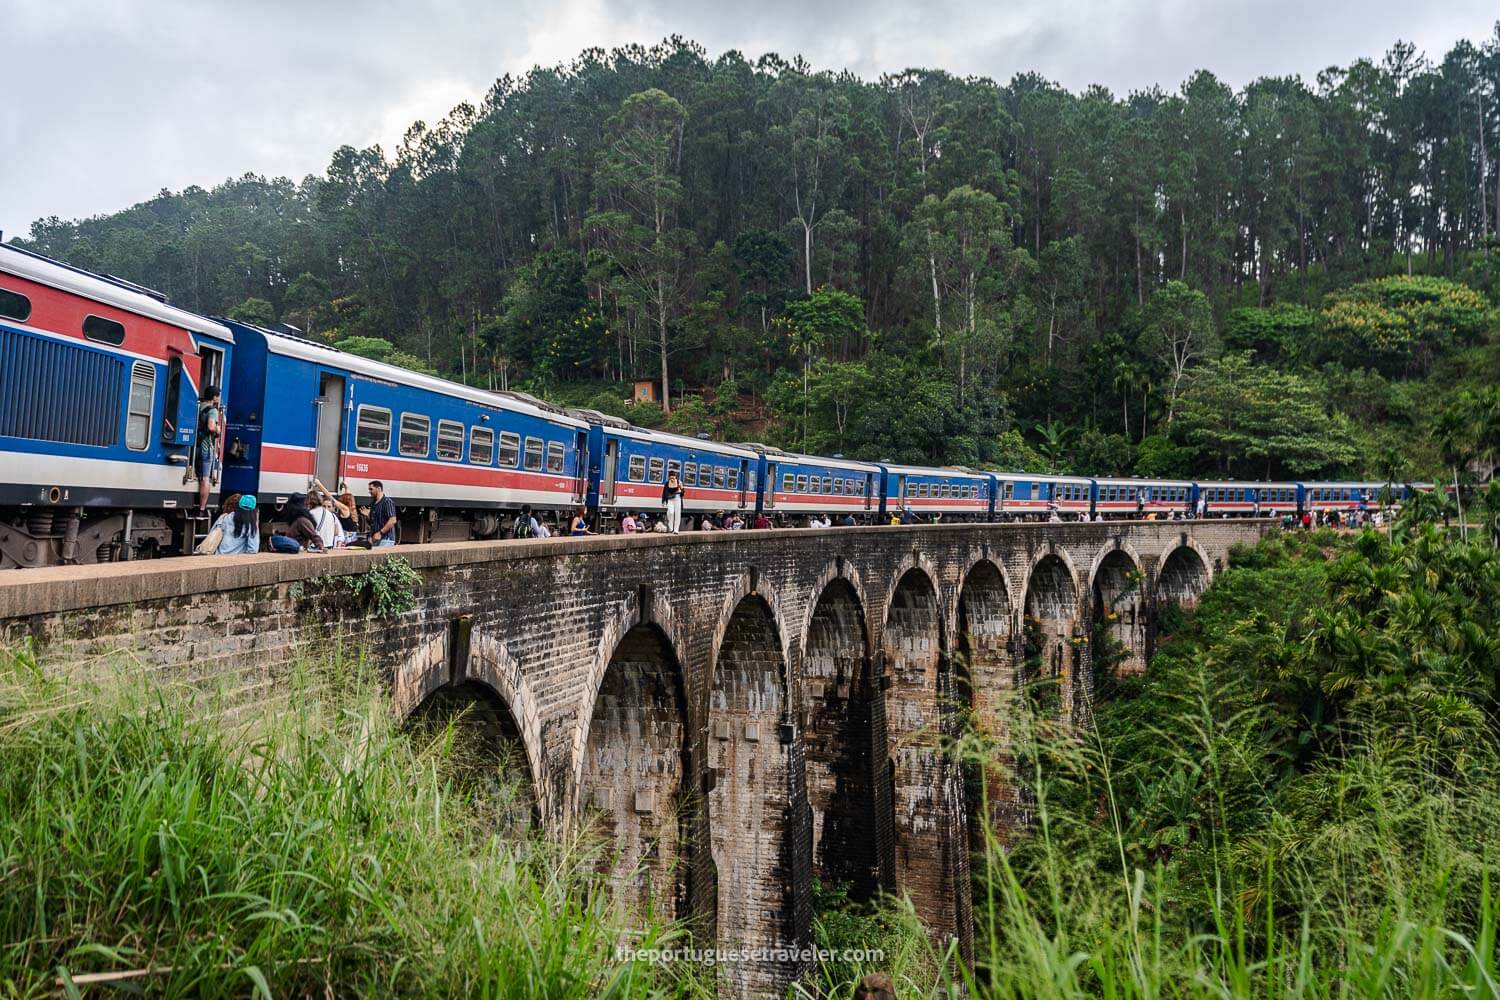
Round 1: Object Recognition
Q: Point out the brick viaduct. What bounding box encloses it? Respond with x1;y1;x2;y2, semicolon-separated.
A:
0;520;1271;997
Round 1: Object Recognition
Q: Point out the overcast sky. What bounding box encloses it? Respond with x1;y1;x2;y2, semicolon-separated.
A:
3;0;1496;240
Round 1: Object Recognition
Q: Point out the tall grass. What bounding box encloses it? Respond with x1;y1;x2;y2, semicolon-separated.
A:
0;648;699;998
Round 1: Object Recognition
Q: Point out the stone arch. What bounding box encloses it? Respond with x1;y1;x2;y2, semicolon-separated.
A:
881;564;967;945
708;568;793;694
570;585;687;804
577;619;691;923
391;628;547;825
1022;548;1084;723
801;574;881;900
1089;543;1147;678
954;559;1014;856
1157;541;1211;608
708;593;794;998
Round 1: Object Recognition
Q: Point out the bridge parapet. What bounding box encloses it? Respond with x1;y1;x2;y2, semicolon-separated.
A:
0;520;1272;998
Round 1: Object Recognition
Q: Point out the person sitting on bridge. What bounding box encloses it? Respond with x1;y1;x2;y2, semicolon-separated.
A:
753;511;772;529
840;512;857;526
900;506;915;525
269;494;326;554
212;494;261;555
621;511;639;534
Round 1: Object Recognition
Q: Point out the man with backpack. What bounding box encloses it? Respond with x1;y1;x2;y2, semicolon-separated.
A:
512;505;540;540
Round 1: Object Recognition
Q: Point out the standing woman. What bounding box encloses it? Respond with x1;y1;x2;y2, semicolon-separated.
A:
662;470;684;534
569;506;592;537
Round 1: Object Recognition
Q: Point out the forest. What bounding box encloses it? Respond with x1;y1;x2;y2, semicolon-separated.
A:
13;30;1500;481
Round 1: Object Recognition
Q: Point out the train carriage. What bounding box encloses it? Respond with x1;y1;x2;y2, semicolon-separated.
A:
877;464;994;520
585;418;757;520
753;447;880;520
1302;481;1399;515
221;320;587;540
997;473;1091;520
0;244;235;566
1092;478;1194;519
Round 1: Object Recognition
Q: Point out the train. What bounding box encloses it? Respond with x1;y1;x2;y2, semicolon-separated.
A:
0;242;1429;567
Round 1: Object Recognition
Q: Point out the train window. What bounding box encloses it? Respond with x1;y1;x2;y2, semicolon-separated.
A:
627;455;646;481
124;361;155;451
399;414;430;457
436;420;464;462
546;441;565;473
648;457;664;482
683;462;696;486
833;477;843;494
820;476;831;493
782;474;794;492
697;462;712;485
355;406;391;452
83;314;126;346
667;460;682;483
714;467;726;489
1005;483;1014;500
498;432;520;467
523;437;544;471
727;468;739;491
811;477;822;495
796;474;808;492
469;427;494;465
0;287;31;322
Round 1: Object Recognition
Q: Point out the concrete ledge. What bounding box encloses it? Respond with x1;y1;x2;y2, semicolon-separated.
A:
0;520;1277;619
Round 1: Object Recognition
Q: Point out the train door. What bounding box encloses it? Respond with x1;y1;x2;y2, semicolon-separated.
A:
602;438;620;505
738;460;749;509
573;430;589;502
314;374;345;487
764;462;778;510
864;472;872;510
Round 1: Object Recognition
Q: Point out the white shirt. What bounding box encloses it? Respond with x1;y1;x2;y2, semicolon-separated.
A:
310;506;343;548
535;521;551;539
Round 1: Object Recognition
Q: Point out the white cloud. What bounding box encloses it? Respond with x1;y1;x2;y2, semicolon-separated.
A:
2;0;1495;238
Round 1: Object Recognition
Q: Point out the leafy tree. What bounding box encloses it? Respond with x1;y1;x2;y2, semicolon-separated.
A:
1142;280;1217;425
1319;275;1493;375
1173;354;1359;477
228;297;276;327
587;88;693;413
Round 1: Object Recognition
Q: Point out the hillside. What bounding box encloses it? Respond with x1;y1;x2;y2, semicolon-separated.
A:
12;33;1500;480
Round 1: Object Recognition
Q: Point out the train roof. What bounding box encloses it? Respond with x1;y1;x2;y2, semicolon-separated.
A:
0;243;234;341
767;451;881;474
603;423;759;459
996;471;1091;483
879;462;992;479
1093;476;1195;488
1196;479;1298;488
229;320;586;429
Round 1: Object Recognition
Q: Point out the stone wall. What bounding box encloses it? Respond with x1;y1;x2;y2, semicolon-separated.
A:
0;519;1269;998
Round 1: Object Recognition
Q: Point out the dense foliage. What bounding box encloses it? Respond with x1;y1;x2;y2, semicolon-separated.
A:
13;31;1500;476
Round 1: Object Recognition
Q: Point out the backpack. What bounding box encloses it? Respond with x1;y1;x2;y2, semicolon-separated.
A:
513;516;536;539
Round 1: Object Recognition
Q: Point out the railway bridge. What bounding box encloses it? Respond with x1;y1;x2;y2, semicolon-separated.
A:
0;519;1272;997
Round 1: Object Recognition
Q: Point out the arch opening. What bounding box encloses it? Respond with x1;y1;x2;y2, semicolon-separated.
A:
1024;554;1081;722
1092;549;1146;681
580;623;690;922
709;594;793;997
404;681;537;837
882;568;965;941
1158;545;1210;608
803;579;880;900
